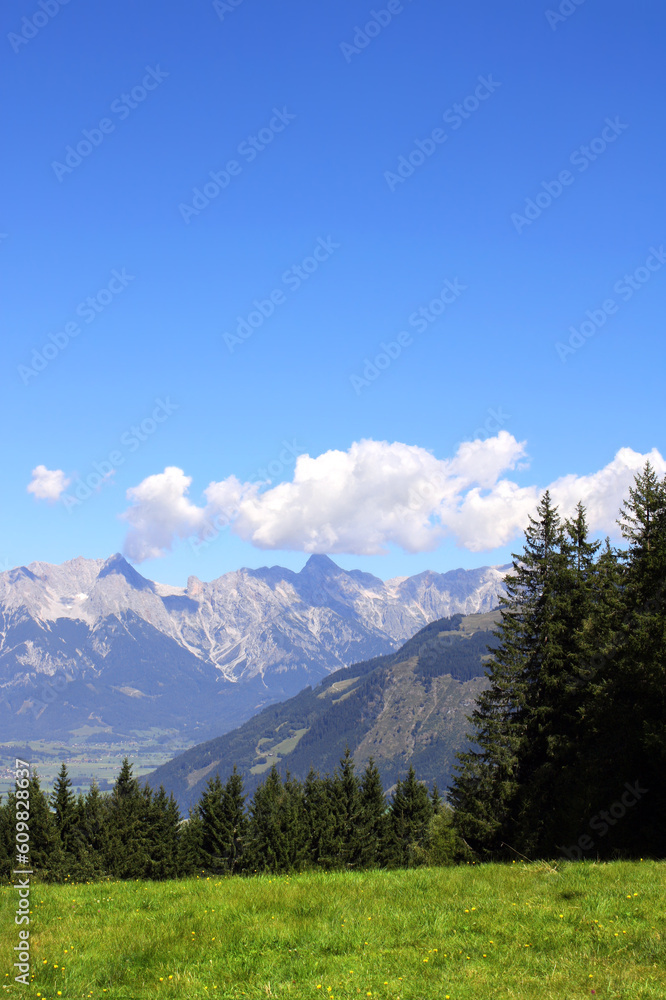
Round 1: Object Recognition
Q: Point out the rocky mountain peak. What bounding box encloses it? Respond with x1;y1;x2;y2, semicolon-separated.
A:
97;553;155;592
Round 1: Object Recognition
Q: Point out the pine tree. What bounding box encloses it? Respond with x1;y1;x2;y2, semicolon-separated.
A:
146;786;181;880
106;758;150;878
0;794;14;879
78;780;111;877
199;775;226;873
220;768;248;874
587;464;666;855
332;748;363;868
357;759;386;868
178;808;205;876
199;769;247;874
51;764;81;859
26;772;63;879
303;769;339;870
246;767;286;872
247;767;307;873
516;502;602;853
451;492;568;856
385;767;432;867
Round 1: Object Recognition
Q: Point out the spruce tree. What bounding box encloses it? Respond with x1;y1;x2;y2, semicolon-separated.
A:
451;491;568;856
51;764;81;859
220;768;248;874
588;464;666;855
199;775;226;873
178;807;205;876
26;772;63;879
106;758;150;878
78;780;111;877
332;748;363;868
146;786;181;880
246;766;286;872
357;759;386;868
0;797;9;879
303;769;339;870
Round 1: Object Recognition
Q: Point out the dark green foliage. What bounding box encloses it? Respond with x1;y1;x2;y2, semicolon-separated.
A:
106;758;152;878
146;786;181;880
246;767;308;873
51;763;81;858
199;768;247;874
357;759;387;867
452;465;666;861
303;769;340;870
384;766;433;868
332;748;363;868
177;808;205;876
26;772;63;879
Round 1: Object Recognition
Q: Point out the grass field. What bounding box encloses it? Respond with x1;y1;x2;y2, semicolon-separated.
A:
1;861;664;999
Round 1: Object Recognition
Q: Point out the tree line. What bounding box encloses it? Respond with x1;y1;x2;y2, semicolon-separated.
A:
451;463;666;860
0;751;469;882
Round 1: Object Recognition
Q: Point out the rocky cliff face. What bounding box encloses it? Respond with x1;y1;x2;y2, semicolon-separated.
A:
0;553;508;743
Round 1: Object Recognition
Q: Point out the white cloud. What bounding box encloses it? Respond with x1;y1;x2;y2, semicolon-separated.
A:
119;438;666;561
27;465;71;503
121;466;260;562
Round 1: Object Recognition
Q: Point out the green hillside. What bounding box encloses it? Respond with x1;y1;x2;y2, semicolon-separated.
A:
148;610;500;810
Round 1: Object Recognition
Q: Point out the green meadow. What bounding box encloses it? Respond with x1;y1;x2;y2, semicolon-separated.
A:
1;861;664;1000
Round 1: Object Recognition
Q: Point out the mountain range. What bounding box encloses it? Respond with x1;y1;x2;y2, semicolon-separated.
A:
148;609;501;811
0;553;508;745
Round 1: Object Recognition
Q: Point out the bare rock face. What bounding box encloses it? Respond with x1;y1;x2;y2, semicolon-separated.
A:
0;553;508;743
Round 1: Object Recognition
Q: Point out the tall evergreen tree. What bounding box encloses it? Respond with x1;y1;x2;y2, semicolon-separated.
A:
26;772;63;878
146;786;181;880
588;464;666;855
199;775;226;873
451;492;568;856
385;766;432;867
303;769;338;870
357;759;386;868
178;808;205;876
332;748;363;868
51;764;81;859
106;758;150;878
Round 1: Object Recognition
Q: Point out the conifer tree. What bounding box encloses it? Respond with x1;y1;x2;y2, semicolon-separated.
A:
451;492;567;856
146;785;181;880
588;463;666;855
78;780;110;877
106;758;150;878
178;807;205;876
26;772;63;878
0;794;14;879
199;769;247;874
199;775;226;873
357;758;386;868
246;766;286;872
247;767;307;873
385;766;432;867
332;748;363;868
51;764;81;858
303;769;339;870
219;767;248;874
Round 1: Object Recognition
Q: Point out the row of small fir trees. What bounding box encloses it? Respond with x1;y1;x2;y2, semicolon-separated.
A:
0;750;469;882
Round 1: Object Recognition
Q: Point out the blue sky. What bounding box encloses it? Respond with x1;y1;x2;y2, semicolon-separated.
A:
2;0;665;587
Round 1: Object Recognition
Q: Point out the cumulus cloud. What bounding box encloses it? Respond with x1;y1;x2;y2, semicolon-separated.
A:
27;465;71;503
121;466;260;562
119;437;666;562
